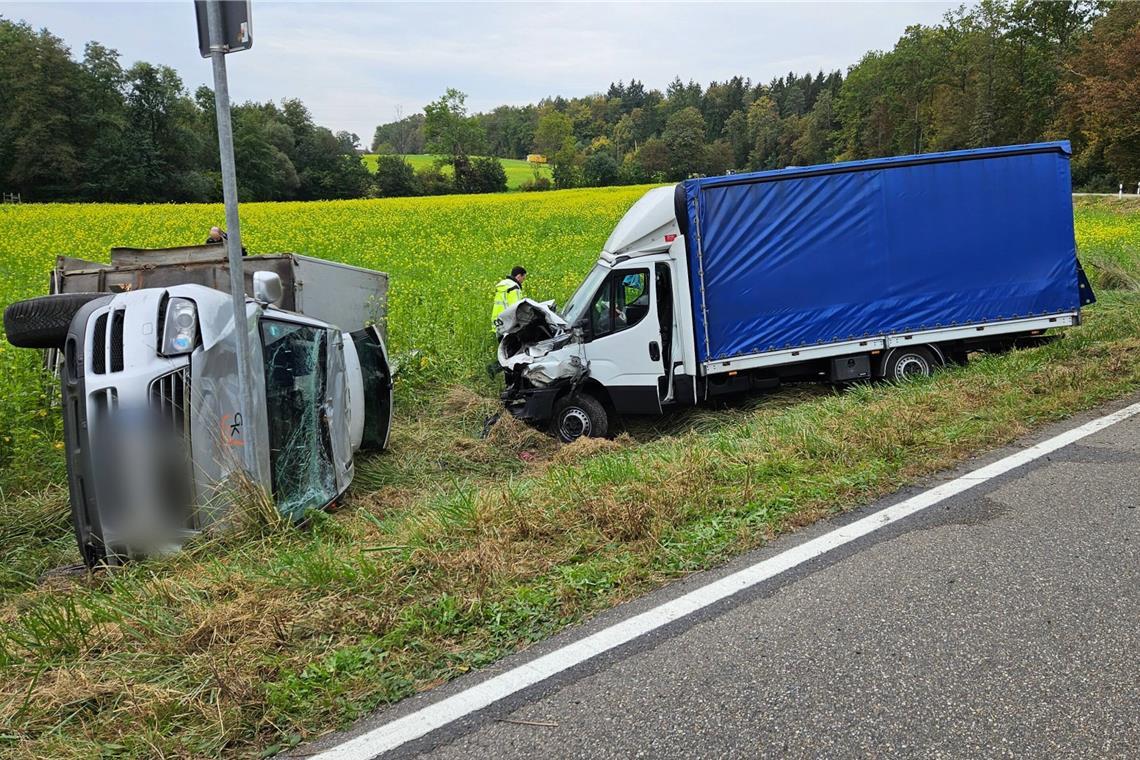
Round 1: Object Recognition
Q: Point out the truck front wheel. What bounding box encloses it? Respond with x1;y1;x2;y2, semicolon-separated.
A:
551;392;609;443
882;346;937;381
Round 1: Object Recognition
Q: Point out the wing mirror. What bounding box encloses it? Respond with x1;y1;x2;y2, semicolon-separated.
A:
253;271;283;306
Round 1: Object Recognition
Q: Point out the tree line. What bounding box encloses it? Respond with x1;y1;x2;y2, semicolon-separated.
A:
373;0;1138;196
0;17;371;202
3;1;1137;203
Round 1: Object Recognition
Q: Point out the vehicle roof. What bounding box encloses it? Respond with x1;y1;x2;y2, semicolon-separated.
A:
685;141;1072;192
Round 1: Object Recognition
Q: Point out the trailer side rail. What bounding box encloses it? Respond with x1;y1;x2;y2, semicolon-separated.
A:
701;312;1077;375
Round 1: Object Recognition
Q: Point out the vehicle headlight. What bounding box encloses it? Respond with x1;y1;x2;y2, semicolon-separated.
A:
160;297;198;355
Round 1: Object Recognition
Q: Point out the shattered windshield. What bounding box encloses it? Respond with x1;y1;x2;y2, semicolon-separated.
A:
560;263;609;326
260;319;337;519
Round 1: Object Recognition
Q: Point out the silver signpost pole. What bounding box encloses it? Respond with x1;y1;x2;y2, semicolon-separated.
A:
205;0;256;474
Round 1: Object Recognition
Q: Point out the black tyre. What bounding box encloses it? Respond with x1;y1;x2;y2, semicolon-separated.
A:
551;392;609;443
882;346;937;381
4;293;106;349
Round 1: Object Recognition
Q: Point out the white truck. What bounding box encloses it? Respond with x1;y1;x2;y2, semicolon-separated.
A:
4;246;393;568
498;142;1095;441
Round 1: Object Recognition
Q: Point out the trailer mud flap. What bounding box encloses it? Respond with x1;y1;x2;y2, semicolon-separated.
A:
1076;259;1096;306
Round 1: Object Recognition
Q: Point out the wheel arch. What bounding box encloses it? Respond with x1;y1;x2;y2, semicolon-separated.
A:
877;343;945;377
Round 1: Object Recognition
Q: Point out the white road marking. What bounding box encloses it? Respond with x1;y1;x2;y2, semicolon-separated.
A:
311;401;1140;760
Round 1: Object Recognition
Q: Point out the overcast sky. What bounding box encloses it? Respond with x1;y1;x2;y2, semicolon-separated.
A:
7;1;958;141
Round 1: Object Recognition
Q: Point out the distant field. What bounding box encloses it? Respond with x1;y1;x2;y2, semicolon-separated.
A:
362;153;552;189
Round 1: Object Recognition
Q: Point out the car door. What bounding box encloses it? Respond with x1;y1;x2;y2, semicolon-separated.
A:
582;266;663;415
348;326;393;451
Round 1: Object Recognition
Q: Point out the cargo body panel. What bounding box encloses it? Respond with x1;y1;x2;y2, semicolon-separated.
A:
680;141;1087;368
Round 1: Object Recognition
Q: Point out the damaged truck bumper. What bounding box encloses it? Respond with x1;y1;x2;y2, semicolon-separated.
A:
501;383;564;423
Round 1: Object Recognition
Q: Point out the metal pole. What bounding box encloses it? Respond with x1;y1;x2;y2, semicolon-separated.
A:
206;0;256;475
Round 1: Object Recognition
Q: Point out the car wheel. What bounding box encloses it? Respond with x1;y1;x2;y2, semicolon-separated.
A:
551;392;609;443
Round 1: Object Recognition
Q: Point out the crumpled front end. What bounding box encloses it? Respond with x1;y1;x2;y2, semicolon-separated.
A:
496;298;588;423
496;299;582;386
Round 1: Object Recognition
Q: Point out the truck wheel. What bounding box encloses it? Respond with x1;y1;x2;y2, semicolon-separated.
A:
4;293;106;349
551;392;609;443
882;346;936;381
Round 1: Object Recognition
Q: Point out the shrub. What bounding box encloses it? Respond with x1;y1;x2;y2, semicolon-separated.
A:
373;155;419;197
471;157;508;193
520;176;553;192
415;165;453;195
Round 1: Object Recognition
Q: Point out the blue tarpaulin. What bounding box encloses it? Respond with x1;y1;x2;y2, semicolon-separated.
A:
681;142;1085;364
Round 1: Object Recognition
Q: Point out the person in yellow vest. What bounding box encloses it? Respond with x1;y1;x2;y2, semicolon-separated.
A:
491;266;527;335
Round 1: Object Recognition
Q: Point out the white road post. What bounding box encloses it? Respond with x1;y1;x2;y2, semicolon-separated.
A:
206;0;257;475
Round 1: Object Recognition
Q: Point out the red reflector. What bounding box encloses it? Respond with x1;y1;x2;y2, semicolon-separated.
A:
664;233;677;242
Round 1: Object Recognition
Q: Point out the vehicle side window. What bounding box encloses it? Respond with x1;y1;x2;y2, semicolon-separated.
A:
588;268;650;339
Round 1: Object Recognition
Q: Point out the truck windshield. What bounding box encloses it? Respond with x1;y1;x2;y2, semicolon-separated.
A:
260;319;337;519
560;263;609;326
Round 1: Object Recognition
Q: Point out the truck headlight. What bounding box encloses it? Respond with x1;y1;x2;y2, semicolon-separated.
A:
160;298;198;355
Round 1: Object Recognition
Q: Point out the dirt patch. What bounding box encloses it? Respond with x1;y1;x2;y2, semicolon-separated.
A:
551;433;634;465
442;386;496;416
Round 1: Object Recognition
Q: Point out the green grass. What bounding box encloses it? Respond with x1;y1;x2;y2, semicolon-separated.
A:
361;154;552;190
0;194;1137;757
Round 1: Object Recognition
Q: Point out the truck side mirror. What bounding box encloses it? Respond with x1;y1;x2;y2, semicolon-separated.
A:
574;317;591;341
253;271;283;306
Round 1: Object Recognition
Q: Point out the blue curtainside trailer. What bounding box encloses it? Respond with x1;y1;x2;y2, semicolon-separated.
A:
499;141;1097;442
679;141;1094;365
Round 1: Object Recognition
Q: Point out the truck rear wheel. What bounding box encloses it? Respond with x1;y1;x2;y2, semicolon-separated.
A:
882;346;937;381
4;293;106;349
551;392;609;443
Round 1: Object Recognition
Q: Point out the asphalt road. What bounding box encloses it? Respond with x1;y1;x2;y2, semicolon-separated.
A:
301;399;1140;759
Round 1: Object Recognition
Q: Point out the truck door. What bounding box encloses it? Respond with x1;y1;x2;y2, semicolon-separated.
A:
348;326;393;450
655;263;675;403
582;266;663;415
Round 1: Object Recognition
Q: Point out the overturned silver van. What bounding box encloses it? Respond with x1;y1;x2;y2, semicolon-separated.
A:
4;246;393;568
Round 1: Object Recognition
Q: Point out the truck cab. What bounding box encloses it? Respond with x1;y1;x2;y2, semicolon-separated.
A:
500;186;693;440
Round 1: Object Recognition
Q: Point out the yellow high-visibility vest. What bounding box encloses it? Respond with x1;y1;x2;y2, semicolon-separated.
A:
491;278;523;332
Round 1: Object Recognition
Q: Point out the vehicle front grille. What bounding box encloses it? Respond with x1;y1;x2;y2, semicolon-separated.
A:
91;308;126;374
150;368;190;438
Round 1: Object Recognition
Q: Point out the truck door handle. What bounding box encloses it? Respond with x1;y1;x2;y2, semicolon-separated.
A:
649;341;660;361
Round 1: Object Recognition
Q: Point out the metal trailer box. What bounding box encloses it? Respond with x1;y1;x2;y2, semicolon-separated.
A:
51;245;388;337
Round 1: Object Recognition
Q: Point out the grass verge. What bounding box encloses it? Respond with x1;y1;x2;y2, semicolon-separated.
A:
1;286;1139;758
